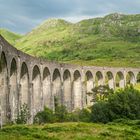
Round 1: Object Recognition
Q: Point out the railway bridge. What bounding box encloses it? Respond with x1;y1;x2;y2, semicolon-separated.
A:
0;35;140;123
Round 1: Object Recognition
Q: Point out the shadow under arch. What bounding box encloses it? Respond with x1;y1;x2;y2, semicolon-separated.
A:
0;52;8;123
32;65;41;116
52;68;62;110
73;70;82;109
9;58;18;122
136;72;140;83
20;62;29;107
43;67;51;109
85;71;93;107
115;71;125;88
63;69;72;111
95;71;103;86
126;71;135;85
105;71;114;89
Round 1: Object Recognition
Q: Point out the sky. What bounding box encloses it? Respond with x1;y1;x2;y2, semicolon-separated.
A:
0;0;140;34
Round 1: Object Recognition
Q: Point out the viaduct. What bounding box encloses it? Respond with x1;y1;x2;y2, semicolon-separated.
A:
0;35;140;124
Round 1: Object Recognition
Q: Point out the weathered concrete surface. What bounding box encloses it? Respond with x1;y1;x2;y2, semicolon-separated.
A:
0;35;140;124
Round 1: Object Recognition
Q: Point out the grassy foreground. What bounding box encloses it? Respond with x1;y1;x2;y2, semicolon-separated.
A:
0;120;140;140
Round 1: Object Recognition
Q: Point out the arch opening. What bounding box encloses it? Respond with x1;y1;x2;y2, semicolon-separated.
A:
126;71;135;85
95;71;103;86
32;65;41;115
43;67;51;108
52;69;61;110
9;58;18;121
136;72;140;83
20;62;29;106
115;71;125;88
0;52;8;123
106;71;114;89
85;71;93;106
73;70;82;109
63;70;71;111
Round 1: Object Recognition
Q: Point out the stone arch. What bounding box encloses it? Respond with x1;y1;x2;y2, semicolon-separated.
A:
32;65;41;115
52;69;62;110
126;71;135;85
43;67;51;108
85;71;93;106
73;70;82;109
115;71;125;88
106;71;114;89
9;58;18;121
63;69;71;111
20;62;29;106
0;52;8;123
95;71;103;86
136;72;140;83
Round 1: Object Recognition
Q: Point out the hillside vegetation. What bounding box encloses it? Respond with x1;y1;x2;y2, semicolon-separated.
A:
1;13;140;67
0;29;22;45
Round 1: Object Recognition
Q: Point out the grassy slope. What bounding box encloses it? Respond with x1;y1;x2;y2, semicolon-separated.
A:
1;120;140;140
0;29;22;45
1;13;140;67
15;13;140;67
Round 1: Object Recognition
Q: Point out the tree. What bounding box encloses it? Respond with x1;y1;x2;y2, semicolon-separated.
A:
87;85;113;102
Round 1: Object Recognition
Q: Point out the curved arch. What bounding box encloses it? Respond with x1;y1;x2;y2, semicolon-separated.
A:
115;71;125;88
20;62;29;106
0;52;8;123
106;71;114;89
43;67;51;108
74;70;81;81
63;70;71;81
32;65;41;80
136;72;140;83
126;71;135;85
53;69;61;81
52;69;62;110
32;65;41;115
9;58;18;121
85;71;93;106
95;71;103;86
63;70;71;111
86;71;93;81
73;70;82;109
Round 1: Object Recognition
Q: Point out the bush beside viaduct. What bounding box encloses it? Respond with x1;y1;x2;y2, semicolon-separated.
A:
0;35;140;124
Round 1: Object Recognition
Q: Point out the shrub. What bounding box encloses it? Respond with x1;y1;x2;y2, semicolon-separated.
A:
91;86;140;123
33;106;91;124
34;107;54;124
67;108;91;122
108;86;140;120
16;103;30;124
78;108;91;122
91;101;110;123
55;105;68;122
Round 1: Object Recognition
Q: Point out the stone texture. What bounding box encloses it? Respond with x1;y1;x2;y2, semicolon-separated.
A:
0;35;140;124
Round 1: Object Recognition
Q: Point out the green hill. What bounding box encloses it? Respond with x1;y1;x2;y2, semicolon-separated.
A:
0;29;22;45
1;13;140;67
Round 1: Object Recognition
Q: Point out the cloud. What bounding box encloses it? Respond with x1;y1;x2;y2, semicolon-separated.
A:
0;0;140;33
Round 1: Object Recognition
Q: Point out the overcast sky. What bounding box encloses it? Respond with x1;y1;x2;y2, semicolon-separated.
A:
0;0;140;34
